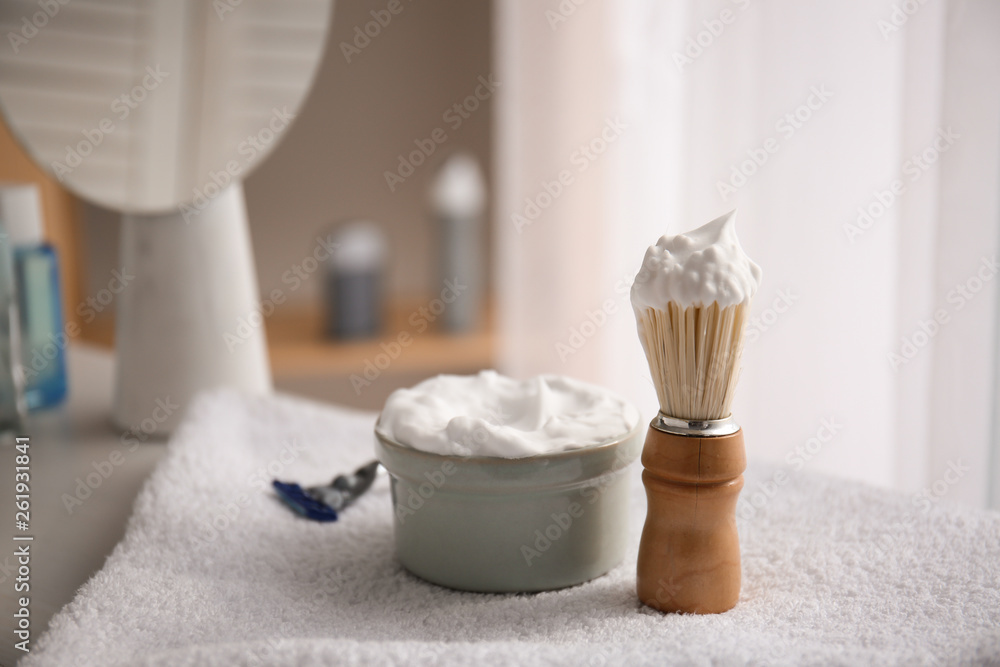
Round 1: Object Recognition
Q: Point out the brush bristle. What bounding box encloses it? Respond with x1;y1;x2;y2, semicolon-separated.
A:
636;301;750;421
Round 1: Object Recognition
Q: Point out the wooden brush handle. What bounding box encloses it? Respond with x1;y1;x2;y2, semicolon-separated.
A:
636;426;746;614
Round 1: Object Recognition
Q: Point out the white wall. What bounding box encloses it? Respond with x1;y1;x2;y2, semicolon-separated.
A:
494;0;1000;506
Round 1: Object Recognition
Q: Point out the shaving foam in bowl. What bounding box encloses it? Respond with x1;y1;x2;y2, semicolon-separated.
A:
630;209;762;311
376;371;640;458
374;371;643;593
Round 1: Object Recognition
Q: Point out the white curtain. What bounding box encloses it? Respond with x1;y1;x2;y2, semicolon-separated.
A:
493;0;1000;508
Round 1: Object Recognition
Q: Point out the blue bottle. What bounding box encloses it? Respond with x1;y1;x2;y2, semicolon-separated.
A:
0;215;25;430
0;184;67;410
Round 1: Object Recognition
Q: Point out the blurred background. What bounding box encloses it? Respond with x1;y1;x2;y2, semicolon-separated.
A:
1;0;999;513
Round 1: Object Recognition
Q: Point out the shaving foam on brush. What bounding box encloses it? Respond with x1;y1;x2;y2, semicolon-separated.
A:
631;209;761;614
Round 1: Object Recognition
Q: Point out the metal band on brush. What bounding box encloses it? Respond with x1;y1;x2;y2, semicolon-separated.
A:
651;413;740;437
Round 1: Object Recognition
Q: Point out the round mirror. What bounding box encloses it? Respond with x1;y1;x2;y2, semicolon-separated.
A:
0;0;332;214
0;0;334;433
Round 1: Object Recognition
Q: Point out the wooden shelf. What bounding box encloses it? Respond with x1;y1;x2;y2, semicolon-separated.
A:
267;301;495;378
81;303;496;379
79;300;496;380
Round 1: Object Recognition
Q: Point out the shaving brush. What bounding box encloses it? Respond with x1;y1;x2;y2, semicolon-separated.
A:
631;210;760;614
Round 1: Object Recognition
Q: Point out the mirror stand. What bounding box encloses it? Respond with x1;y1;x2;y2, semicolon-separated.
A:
112;183;272;435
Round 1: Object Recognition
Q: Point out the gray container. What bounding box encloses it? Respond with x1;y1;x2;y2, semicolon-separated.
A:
323;220;386;339
374;422;643;593
431;154;486;333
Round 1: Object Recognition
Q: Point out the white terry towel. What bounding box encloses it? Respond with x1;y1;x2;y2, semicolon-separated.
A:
24;391;1000;666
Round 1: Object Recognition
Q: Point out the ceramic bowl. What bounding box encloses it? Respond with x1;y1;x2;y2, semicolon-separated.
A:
374;421;643;593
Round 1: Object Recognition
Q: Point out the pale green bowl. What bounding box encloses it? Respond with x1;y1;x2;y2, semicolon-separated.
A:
374;422;643;593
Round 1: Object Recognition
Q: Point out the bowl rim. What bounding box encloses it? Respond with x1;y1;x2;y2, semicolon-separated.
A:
373;417;645;466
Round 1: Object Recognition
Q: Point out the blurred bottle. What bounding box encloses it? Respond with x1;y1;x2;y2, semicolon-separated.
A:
0;184;67;410
431;153;486;333
0;212;25;431
323;220;386;339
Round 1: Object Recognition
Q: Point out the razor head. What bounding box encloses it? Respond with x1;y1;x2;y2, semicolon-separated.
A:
272;480;340;522
273;460;382;522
